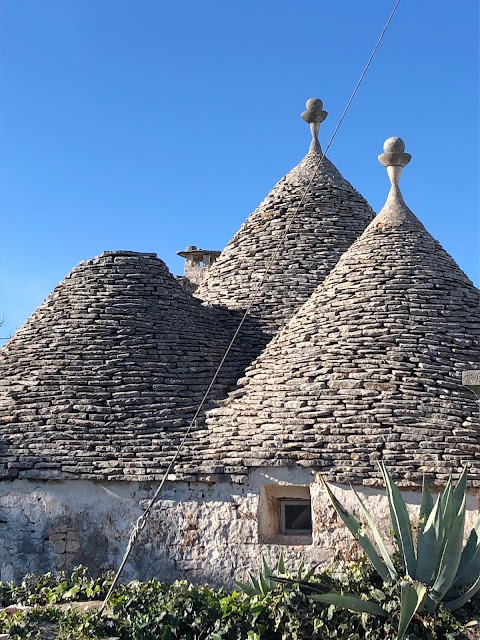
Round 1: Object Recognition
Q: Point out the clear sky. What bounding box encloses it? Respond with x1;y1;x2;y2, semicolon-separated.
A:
0;1;478;344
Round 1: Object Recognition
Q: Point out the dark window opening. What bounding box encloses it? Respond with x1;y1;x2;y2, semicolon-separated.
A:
279;499;312;534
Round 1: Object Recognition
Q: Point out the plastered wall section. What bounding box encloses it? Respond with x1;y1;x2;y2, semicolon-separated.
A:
1;467;478;585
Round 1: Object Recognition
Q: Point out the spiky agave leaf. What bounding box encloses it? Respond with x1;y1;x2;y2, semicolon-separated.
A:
439;478;453;534
261;556;273;579
379;462;417;578
234;569;265;596
321;477;393;582
417;475;434;539
350;484;398;581
233;579;260;597
444;574;480;611
309;592;387;617
452;468;468;515
397;580;428;640
235;554;288;596
259;573;273;596
452;515;480;586
415;494;443;585
429;493;467;606
270;575;335;594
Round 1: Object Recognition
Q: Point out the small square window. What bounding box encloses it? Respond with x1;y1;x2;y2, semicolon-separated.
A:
279;499;312;534
258;484;312;544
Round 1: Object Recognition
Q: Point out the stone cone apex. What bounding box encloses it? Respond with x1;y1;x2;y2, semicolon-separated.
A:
0;251;260;481
372;136;415;229
195;98;375;335
204;138;480;487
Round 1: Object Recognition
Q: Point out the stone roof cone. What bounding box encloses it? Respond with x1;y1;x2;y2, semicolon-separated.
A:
195;98;375;333
0;251;260;481
204;138;480;486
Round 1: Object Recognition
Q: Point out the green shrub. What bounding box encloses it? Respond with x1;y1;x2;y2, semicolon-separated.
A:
0;565;114;607
0;562;478;639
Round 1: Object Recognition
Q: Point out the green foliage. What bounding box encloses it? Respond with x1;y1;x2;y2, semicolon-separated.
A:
236;551;388;619
0;562;478;639
234;552;316;597
322;464;480;639
309;592;387;618
397;579;428;640
0;565;114;607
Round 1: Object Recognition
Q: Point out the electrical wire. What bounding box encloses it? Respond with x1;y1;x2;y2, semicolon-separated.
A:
100;0;402;611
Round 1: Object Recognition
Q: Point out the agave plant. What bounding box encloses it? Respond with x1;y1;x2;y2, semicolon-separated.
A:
235;552;388;618
321;463;480;639
234;552;317;597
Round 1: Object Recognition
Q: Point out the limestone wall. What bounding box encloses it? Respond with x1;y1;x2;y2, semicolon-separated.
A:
1;469;478;585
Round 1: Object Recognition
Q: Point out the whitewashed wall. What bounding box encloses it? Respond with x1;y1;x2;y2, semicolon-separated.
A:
1;468;478;585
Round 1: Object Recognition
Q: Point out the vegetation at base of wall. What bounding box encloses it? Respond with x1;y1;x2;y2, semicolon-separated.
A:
0;561;479;640
319;465;480;639
0;566;114;608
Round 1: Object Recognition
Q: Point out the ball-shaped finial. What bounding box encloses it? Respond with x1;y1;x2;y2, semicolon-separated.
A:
378;136;411;169
306;98;323;113
301;98;328;125
383;137;406;154
301;98;328;149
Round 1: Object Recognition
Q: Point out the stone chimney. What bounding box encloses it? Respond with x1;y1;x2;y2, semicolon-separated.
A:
177;246;221;292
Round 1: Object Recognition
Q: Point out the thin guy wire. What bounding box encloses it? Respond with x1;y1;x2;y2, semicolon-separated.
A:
100;0;402;611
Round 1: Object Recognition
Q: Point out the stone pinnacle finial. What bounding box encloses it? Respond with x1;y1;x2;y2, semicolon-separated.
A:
378;137;411;186
372;137;415;228
301;98;328;153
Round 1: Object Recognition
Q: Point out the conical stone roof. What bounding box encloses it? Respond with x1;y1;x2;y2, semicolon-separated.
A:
0;251;263;481
196;99;375;333
204;138;480;487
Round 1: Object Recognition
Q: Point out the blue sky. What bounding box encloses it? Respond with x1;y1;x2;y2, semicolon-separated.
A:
1;1;478;343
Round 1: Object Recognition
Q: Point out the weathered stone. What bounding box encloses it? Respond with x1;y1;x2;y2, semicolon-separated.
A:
203;139;480;485
0;113;478;588
1;474;477;586
0;252;267;481
196;101;374;335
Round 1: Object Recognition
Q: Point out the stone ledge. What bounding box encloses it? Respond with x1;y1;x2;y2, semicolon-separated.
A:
463;370;480;397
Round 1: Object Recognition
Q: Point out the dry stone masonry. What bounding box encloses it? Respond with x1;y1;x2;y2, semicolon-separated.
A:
0;102;479;584
176;246;221;293
196;99;375;334
0;251;265;482
204;138;480;487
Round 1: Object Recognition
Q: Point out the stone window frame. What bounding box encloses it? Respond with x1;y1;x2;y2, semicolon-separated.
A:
258;484;313;545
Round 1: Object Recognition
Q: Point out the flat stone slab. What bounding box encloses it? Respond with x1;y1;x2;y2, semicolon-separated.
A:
463;370;480;396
